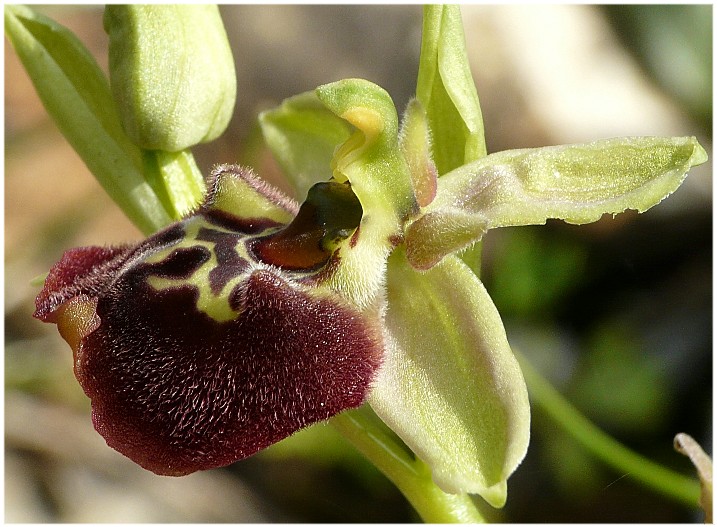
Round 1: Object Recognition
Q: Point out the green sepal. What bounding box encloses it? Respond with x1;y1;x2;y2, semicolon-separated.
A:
259;91;354;201
406;136;708;270
417;5;487;174
104;5;236;152
5;4;172;234
369;247;530;507
142;149;207;220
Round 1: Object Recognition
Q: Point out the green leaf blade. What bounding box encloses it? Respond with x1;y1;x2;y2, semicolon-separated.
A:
5;5;171;234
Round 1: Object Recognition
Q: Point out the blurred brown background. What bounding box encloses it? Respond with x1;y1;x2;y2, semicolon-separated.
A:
5;5;712;522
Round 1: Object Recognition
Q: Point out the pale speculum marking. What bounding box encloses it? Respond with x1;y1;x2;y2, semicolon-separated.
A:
143;214;327;323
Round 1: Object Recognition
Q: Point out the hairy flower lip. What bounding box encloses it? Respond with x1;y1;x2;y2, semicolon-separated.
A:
33;165;386;476
33;221;194;324
74;263;384;476
34;245;132;323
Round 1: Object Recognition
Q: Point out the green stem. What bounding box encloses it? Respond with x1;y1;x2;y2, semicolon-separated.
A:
330;405;486;523
142;148;206;222
517;352;701;507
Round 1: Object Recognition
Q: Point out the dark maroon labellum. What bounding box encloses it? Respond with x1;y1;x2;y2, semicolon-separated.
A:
34;166;383;475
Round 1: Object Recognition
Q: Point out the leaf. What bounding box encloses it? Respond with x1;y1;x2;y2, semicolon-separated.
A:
4;5;171;234
406;136;708;269
416;5;487;174
369;248;530;506
259;91;354;201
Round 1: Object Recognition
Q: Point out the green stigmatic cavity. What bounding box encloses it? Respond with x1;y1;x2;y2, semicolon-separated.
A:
33;165;383;476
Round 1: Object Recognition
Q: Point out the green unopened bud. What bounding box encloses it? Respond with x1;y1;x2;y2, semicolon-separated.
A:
104;5;236;151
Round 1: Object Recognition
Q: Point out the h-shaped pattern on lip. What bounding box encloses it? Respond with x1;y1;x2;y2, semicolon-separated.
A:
34;166;383;476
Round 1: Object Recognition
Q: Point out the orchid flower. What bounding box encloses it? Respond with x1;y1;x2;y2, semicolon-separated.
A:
8;4;707;518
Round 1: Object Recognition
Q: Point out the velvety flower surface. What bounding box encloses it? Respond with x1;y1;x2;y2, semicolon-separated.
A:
19;3;708;511
34;166;383;476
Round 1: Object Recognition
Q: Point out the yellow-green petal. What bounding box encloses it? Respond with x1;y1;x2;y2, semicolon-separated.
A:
399;99;438;208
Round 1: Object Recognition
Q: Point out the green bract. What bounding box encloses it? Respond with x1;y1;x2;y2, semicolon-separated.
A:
104;5;236;152
4;4;171;233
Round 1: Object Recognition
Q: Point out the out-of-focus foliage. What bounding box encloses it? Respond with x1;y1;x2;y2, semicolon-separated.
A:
602;5;712;129
488;227;588;319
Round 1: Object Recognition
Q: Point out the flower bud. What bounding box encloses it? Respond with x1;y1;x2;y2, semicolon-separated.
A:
104;5;237;151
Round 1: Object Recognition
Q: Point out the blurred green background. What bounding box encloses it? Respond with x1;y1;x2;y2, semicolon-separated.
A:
5;5;711;522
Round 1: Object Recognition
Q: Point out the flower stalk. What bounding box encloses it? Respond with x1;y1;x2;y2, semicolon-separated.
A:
518;352;701;507
331;406;487;523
